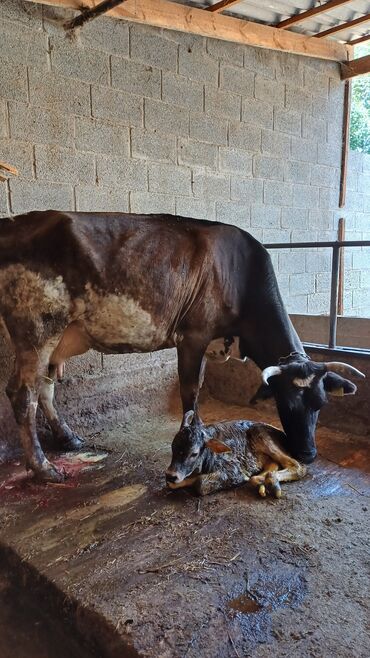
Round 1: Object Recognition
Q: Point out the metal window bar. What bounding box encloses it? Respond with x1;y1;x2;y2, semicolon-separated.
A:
264;240;370;358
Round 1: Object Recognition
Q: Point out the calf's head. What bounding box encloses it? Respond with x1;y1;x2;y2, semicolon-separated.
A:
166;411;230;486
256;354;364;464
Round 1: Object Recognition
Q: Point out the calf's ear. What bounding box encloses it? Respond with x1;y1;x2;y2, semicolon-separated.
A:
324;372;357;396
206;438;232;454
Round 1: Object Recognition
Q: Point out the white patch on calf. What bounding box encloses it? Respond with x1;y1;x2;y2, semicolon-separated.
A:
0;265;70;318
83;284;158;350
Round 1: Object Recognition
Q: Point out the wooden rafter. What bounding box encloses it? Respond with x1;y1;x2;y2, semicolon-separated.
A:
25;0;349;61
315;13;370;38
347;33;370;45
206;0;242;13
64;0;127;30
341;54;370;78
276;0;354;30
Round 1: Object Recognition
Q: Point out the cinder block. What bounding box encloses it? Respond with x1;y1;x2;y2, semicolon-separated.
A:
264;180;293;206
96;155;147;190
205;87;241;121
284;161;310;184
275;54;304;86
216;201;250;228
251;204;281;229
274;109;301;136
229;122;261;152
305;251;331;273
9;179;74;214
130;191;175;214
0;61;27;102
131;128;176;163
9;102;73;146
0;20;48;68
177;197;216;221
220;148;252;175
206;38;244;66
190;113;228;145
76;186;129;212
304;67;329;99
29;69;90;116
193;172;230;201
0;101;7;137
0;184;8;214
111;57;161;99
162;73;203;112
319;186;339;210
35;145;95;184
308;210;333;230
253;156;284;181
244;48;276;79
278;251;305;274
317;142;341;168
0;138;34;180
286;296;308;314
92;85;143;126
231;178;263;203
360;270;370;288
308;292;330;314
263;228;289;244
75;118;130;156
362;154;370;172
285;85;312;114
311;165;339;189
281;208;308;229
178;44;219;85
291;229;318;242
353;250;370;270
149;163;191;196
302;114;326;142
291;137;317;163
255;76;284;106
292;184;319;209
262;130;290;157
352;288;369;311
289;273;315;296
348;150;364;172
220;65;254;97
50;38;109;84
242;98;273;128
344;270;361;290
178;139;217;169
248;227;263;242
315;272;331;292
145;99;189;137
130;24;178;71
78;17;129;56
357;173;370;194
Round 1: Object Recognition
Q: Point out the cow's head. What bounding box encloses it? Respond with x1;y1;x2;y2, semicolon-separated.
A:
166;411;230;487
254;353;365;464
206;337;247;363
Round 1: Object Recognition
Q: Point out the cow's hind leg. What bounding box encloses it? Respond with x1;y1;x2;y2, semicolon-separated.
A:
38;365;84;451
6;350;65;482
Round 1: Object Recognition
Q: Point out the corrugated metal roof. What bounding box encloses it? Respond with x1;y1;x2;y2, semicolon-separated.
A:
174;1;370;43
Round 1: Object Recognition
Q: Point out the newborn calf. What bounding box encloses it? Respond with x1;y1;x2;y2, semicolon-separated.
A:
166;411;306;498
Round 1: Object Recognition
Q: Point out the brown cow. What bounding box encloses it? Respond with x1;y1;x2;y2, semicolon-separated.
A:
0;211;363;481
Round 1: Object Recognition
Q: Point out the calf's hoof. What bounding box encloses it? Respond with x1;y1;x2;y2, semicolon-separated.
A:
33;459;66;483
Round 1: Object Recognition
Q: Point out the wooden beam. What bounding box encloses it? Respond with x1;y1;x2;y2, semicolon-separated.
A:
276;0;353;30
315;13;370;38
27;0;349;61
339;80;351;208
0;162;19;176
341;53;370;78
347;33;370;46
206;0;242;13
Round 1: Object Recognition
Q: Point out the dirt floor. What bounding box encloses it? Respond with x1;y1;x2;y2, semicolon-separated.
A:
0;397;369;658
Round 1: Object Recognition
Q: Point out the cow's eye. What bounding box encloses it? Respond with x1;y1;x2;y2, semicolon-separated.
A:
191;451;199;458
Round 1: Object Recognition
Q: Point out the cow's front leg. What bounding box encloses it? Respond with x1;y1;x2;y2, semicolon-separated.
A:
177;338;208;416
195;465;248;496
6;354;65;482
38;366;84;451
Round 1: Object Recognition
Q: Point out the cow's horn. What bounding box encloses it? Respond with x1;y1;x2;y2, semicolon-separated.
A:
261;366;282;385
324;362;366;379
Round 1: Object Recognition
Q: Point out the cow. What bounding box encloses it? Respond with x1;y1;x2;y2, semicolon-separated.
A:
166;411;307;498
0;211;365;482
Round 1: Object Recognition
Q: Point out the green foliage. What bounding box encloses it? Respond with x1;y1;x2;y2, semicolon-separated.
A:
350;43;370;154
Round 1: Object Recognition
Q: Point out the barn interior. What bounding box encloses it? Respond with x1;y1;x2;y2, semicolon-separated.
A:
0;1;369;657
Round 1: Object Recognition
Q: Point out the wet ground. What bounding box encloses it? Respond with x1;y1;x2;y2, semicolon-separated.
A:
0;397;369;658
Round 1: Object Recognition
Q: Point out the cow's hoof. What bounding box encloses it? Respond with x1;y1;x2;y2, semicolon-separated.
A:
35;460;66;483
60;431;84;451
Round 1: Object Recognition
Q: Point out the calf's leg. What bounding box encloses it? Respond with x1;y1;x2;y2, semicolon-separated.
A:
38;365;83;451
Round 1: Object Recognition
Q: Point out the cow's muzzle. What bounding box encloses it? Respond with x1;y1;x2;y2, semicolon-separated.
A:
294;448;317;464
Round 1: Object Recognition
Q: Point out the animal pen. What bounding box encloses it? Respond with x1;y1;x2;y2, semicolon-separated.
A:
0;1;369;657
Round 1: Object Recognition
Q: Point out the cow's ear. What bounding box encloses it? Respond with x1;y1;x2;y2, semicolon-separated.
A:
250;384;274;405
182;410;195;428
206;438;232;454
324;372;357;396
